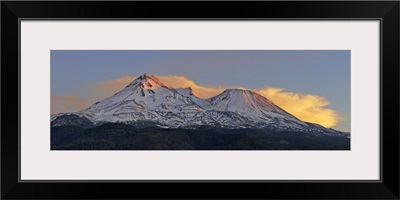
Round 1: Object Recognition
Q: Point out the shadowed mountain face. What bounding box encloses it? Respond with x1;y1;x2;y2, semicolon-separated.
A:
51;73;350;150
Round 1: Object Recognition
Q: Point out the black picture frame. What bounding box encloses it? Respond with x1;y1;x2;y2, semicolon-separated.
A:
1;1;399;199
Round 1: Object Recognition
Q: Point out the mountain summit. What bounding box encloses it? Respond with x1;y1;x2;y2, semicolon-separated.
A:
51;73;345;136
80;73;201;125
208;89;300;121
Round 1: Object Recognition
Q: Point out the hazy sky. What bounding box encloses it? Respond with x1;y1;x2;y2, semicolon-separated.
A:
51;50;350;132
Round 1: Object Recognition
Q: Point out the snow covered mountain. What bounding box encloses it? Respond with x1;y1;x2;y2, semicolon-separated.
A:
75;73;205;127
207;89;307;129
51;73;346;135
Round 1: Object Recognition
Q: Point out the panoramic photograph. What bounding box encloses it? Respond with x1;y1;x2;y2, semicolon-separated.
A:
51;50;350;150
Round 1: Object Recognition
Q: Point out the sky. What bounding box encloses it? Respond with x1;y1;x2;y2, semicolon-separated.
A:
51;50;350;132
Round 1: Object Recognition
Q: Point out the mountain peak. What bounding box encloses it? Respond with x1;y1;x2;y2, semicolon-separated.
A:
225;88;247;92
143;73;149;77
209;87;301;122
224;88;255;94
139;73;150;80
124;73;174;91
84;73;186;115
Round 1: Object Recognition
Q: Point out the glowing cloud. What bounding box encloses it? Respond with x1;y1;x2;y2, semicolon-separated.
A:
54;75;340;127
92;76;135;99
51;95;91;114
254;87;340;128
157;75;226;99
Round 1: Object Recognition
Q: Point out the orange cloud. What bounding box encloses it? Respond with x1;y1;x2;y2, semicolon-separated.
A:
55;75;341;128
51;95;91;114
92;76;134;100
254;87;340;128
157;75;226;99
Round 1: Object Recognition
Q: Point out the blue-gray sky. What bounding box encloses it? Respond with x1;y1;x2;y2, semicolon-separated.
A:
51;50;350;132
